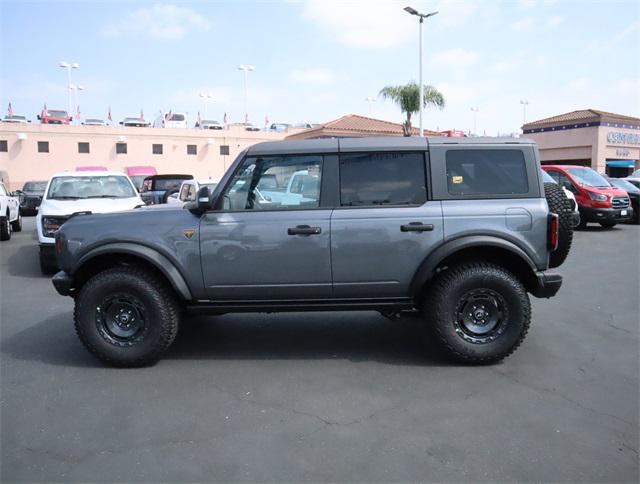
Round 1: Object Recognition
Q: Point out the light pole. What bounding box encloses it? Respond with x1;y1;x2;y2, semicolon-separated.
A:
69;84;84;122
199;92;213;119
59;61;79;116
520;100;529;126
365;96;376;116
404;6;438;137
238;64;254;123
470;107;479;136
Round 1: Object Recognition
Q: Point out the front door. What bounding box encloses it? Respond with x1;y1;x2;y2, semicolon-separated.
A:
200;153;331;300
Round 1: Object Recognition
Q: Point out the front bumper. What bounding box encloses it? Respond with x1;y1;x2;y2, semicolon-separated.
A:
581;206;633;223
52;271;74;296
531;272;563;299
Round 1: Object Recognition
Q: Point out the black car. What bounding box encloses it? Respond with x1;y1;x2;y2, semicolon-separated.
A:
140;174;193;204
17;180;47;215
606;176;640;224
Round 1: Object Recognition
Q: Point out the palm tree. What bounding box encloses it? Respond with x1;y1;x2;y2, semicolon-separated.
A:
379;82;445;136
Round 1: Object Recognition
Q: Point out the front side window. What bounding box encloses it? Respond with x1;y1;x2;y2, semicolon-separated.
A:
339;152;427;207
446;149;528;196
46;175;137;200
222;155;322;211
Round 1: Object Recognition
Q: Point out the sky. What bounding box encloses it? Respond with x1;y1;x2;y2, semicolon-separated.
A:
1;0;639;135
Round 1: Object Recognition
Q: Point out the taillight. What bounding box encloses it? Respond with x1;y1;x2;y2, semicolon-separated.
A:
548;213;559;251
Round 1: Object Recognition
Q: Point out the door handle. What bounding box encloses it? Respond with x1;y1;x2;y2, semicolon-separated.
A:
400;222;434;232
288;225;322;236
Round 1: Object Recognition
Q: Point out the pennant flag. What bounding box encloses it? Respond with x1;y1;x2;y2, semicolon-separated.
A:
223;112;228;124
108;106;112;122
165;110;172;122
41;103;47;119
7;102;13;117
264;115;269;128
76;105;81;120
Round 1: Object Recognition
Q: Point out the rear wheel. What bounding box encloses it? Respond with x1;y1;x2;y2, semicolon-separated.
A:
11;213;22;232
74;266;181;367
544;182;573;268
0;215;11;241
424;262;531;364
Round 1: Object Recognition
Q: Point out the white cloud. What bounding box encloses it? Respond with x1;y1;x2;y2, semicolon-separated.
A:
490;60;517;74
547;15;564;27
512;17;535;32
567;77;592;91
102;4;210;40
288;68;335;85
518;0;536;9
432;48;480;66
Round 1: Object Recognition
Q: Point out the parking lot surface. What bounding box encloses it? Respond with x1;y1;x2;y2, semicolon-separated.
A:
1;218;638;482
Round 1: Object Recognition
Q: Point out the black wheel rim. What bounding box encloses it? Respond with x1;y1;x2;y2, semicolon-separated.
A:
95;293;148;346
454;288;508;344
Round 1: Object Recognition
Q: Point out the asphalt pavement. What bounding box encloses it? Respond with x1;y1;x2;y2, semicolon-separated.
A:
1;217;638;482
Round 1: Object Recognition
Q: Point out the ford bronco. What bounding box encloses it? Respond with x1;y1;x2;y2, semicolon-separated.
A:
52;137;573;367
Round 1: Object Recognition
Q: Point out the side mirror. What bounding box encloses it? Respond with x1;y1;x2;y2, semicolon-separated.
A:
119;121;123;125
69;117;73;122
37;115;41;120
197;186;210;210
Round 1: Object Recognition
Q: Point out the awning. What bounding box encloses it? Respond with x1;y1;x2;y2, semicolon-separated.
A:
606;159;636;168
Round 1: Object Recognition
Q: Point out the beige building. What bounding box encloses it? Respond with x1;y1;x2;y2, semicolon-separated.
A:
0;123;290;191
523;109;640;176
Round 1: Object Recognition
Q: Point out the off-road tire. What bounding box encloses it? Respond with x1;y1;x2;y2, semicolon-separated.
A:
0;215;11;241
424;262;531;364
11;213;22;232
599;221;616;228
544;182;573;268
74;266;180;367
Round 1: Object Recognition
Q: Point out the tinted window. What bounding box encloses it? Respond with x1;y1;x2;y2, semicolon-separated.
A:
78;142;90;153
446;149;528;196
223;155;322;211
339;152;426;207
38;141;49;153
152;144;163;155
116;142;127;154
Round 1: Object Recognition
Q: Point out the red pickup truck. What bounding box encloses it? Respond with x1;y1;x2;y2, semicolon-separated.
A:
38;109;72;125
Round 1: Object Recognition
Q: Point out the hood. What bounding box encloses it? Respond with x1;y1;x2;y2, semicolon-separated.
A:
585;186;628;197
40;197;142;216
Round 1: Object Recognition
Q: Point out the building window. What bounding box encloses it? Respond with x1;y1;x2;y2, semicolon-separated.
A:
78;142;90;154
0;140;7;152
152;144;163;155
38;141;49;153
116;142;127;154
187;144;197;155
220;145;230;155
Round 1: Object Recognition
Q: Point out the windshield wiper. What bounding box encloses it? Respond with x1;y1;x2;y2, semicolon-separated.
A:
50;196;83;200
86;194;127;198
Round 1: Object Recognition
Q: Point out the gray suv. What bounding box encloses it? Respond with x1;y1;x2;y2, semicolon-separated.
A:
52;137;571;367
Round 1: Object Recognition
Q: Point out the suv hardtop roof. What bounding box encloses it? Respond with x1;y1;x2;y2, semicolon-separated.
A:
248;136;536;156
144;174;193;180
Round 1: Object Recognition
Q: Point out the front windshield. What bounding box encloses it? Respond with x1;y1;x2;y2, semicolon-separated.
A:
47;175;137;200
47;110;67;118
24;181;47;192
610;178;640;193
170;114;185;121
565;168;610;188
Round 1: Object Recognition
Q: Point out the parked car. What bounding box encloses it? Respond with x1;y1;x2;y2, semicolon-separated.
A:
0;181;22;240
242;123;260;132
53;136;572;367
154;112;187;128
17;180;47;215
541;169;580;227
197;120;223;130
625;169;640;189
126;166;158;192
140;174;193;205
82;118;107;126
604;176;640;224
37;171;142;273
167;179;219;206
2;114;29;123
120;117;150;127
269;123;291;132
542;165;633;228
38;109;71;125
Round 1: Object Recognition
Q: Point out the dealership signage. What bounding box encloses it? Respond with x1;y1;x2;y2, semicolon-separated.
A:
607;131;640;145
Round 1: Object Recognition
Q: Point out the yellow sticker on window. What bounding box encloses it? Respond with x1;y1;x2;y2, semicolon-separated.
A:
452;176;463;184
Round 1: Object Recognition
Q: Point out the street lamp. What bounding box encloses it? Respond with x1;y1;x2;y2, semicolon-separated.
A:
365;96;377;116
470;107;479;136
520;100;529;126
238;64;255;123
69;84;84;122
199;92;214;119
404;6;438;137
59;61;79;115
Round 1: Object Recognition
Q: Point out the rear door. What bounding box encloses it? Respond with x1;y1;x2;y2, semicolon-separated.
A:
330;151;444;298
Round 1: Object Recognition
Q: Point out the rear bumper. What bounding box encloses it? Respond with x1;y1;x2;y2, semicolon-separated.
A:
531;272;563;298
52;271;74;296
581;206;633;223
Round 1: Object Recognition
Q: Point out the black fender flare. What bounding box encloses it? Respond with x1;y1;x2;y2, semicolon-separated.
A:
72;242;193;301
409;235;538;297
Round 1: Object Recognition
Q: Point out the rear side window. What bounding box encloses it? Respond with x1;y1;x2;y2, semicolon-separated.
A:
339;152;427;207
446;149;528;196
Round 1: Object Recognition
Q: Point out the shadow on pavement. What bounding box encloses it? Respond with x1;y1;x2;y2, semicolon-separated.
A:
6;243;49;279
2;311;450;368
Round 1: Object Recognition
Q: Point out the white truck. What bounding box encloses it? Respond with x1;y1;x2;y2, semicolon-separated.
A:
0;181;22;240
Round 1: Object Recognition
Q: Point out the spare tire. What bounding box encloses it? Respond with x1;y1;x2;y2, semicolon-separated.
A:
544;182;573;268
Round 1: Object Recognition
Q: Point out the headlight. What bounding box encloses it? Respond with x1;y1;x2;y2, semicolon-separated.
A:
587;192;608;201
42;216;66;237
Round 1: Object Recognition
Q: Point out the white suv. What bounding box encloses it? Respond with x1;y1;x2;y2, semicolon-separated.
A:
166;179;219;205
37;171;143;274
0;181;21;240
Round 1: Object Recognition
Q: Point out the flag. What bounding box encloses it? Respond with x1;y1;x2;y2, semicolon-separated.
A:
41;103;47;119
197;111;201;126
76;105;81;120
223;112;228;124
264;115;269;128
245;113;249;124
140;108;144;121
7;102;13;117
165;110;172;122
108;106;112;122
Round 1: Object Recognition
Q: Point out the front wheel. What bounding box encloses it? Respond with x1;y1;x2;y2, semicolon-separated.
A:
74;266;181;367
0;216;11;241
424;262;531;364
11;213;22;232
